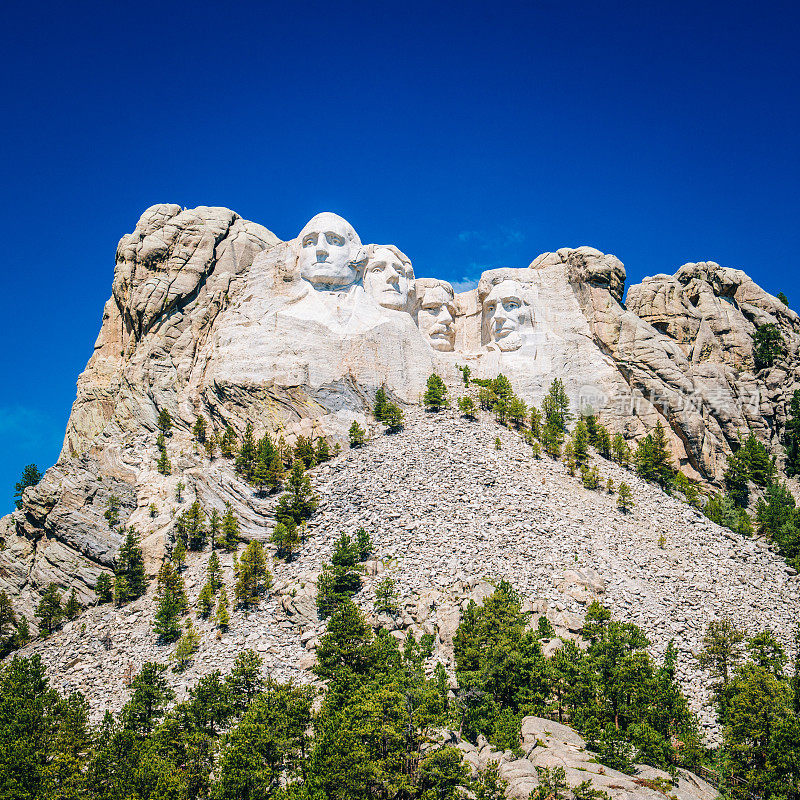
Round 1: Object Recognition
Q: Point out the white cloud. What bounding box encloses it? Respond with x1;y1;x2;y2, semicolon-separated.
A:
451;276;480;293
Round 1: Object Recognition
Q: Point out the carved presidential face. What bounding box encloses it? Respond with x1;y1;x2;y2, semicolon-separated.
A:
296;212;364;290
484;280;532;351
419;284;456;352
364;246;416;312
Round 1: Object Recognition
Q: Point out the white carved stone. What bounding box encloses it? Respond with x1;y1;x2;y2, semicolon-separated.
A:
296;212;367;291
416;278;456;352
364;244;417;314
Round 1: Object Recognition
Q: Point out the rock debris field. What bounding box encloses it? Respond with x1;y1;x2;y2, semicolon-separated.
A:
16;407;800;741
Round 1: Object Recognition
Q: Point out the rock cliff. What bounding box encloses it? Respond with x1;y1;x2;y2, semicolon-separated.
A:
2;204;798;630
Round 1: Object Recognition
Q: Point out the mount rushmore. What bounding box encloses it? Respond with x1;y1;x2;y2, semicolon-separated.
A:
2;204;800;616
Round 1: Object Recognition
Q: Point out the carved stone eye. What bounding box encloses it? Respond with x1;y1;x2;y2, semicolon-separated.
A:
302;235;316;247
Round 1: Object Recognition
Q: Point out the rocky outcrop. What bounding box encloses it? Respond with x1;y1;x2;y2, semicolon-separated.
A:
3;205;799;646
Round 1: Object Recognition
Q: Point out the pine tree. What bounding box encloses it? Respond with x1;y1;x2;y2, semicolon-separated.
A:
458;396;477;419
724;449;751;508
156;561;188;612
220;425;238;458
104;494;121;528
529;407;542;440
542;378;572;431
208;507;221;550
216;586;230;630
235;422;257;478
275;461;318;527
283;523;301;563
207;551;221;591
193;415;207;443
64;588;82;621
235;541;271;608
635;421;674;489
172;535;187;570
541;421;563;458
617;482;633;513
197;582;215;618
293;435;316;469
13;463;42;509
149;502;158;518
14;615;30;646
35;584;63;635
778;291;790;306
573;421;590;466
204;436;216;460
175;480;184;502
157;448;171;476
374;575;399;615
270;522;289;559
374;387;389;421
315;437;331;463
612;433;631;467
424;373;449;411
153;568;185;643
116;527;147;600
349;420;366;447
157;408;173;434
0;591;16;638
383;403;405;432
753;323;784;371
173;622;200;671
786;390;800;477
356;527;372;560
95;573;113;603
221;504;240;551
506;395;528;429
179;500;207;550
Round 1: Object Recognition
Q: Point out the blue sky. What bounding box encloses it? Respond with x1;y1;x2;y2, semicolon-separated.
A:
1;0;798;509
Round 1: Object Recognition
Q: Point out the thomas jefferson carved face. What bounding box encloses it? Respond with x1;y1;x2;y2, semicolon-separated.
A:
484;280;532;351
364;246;416;312
419;282;456;352
296;212;365;290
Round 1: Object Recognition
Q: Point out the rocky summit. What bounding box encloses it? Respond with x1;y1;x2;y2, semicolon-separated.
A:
2;206;800;798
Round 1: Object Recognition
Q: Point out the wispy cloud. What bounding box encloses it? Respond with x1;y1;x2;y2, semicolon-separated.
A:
451;276;480;293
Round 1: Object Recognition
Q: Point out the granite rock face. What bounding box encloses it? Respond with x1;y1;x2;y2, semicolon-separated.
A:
2;206;799;631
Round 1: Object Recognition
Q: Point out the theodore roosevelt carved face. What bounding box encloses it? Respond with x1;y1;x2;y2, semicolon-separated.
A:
296;212;366;290
483;279;533;351
418;279;456;352
364;245;416;312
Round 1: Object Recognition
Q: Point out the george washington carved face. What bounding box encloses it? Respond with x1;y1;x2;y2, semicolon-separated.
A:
296;212;366;290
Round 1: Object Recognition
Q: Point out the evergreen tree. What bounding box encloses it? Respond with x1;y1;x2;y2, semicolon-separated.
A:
235;423;258;479
171;533;187;570
315;599;377;680
193;415;207;443
529;407;542;439
153;580;184;643
208;507;221;549
349;420;366;447
63;588;82;621
541;420;563;458
275;461;318;526
157;408;173;434
95;573;113;603
104;494;121;528
783;389;800;477
0;591;15;638
221;503;240;551
596;425;612;459
315;436;331;463
542;378;572;431
235;541;271;608
220;425;238;458
458;396;477;419
14;616;30;646
356;526;372;560
178;500;207;550
173;623;200;671
156;447;171;475
13;463;42;509
35;584;63;635
753;323;784;371
634;421;674;489
374;575;399;615
116;526;147;600
383;402;405;432
612;433;631;467
197;583;215;618
778;291;790;306
572;421;590;466
204;435;217;460
424;373;449;411
216;586;230;630
724;449;751;508
207;551;221;591
316;533;363;617
617;482;633;512
506;395;528;428
293;435;316;469
374;387;389;421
